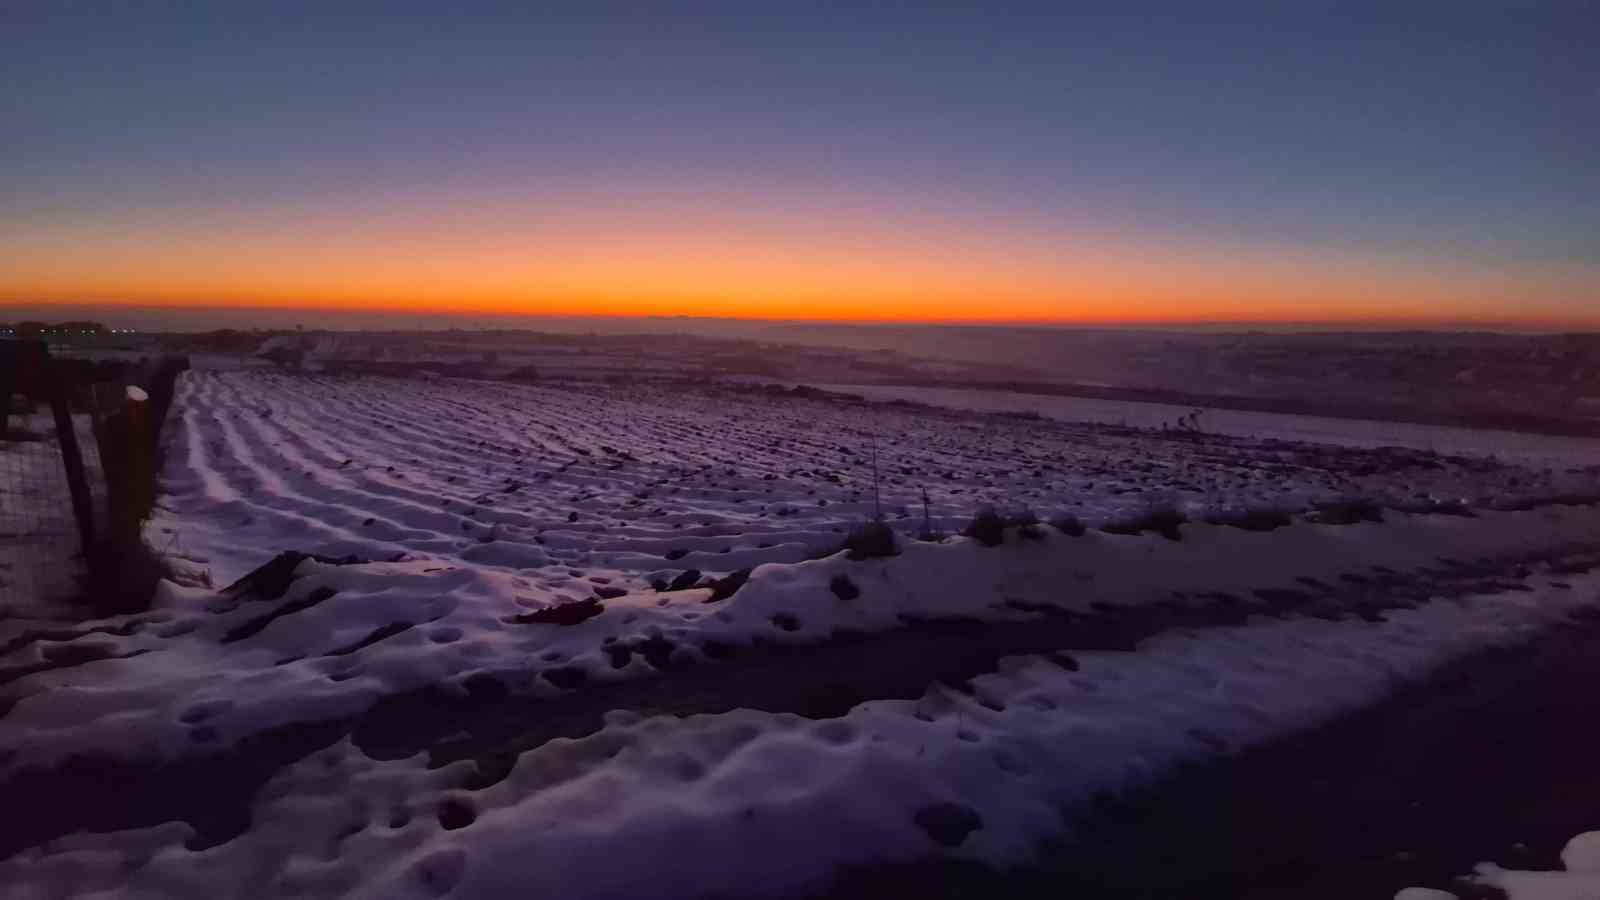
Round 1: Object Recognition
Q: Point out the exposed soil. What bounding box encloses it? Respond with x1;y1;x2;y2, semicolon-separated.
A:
1;544;1595;865
824;604;1600;900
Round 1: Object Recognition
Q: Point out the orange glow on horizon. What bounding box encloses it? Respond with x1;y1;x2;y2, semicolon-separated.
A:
4;189;1596;329
9;285;1598;331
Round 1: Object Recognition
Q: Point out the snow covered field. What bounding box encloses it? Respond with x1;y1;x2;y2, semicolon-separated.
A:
4;369;1600;898
810;383;1600;465
149;371;1598;589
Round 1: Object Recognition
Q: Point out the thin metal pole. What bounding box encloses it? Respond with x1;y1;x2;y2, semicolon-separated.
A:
871;435;882;522
46;351;97;555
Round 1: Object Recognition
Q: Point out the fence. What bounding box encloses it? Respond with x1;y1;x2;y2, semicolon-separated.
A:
0;342;183;618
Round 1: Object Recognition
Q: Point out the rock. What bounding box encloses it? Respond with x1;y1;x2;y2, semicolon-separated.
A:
705;569;752;603
511;597;605;626
666;569;702;592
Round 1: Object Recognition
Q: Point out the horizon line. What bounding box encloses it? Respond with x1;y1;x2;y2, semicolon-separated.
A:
4;301;1599;335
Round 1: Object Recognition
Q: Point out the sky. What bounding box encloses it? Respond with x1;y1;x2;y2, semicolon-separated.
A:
3;1;1598;328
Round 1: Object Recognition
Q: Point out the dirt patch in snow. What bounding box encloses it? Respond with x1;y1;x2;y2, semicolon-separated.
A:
3;543;1591;860
824;597;1600;900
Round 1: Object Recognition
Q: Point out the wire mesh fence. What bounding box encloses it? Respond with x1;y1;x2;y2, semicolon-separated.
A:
0;414;86;612
0;341;127;617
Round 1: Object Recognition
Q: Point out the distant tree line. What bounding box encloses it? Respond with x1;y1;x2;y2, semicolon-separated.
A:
1;321;109;338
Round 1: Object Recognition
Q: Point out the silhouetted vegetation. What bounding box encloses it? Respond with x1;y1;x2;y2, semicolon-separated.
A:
1;320;107;338
842;521;899;560
1049;513;1086;537
1202;506;1295;532
961;507;1050;546
1102;502;1188;541
1389;498;1477;518
186;329;267;353
1310;498;1385;525
1009;508;1046;541
963;508;1007;547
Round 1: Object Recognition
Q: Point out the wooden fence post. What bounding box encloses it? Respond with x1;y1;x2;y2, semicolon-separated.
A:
0;354;12;440
121;385;154;543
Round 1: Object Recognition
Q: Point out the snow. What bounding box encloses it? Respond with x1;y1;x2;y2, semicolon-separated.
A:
812;383;1600;465
1397;831;1600;899
1563;832;1600;873
1439;831;1600;900
14;500;1600;773
147;370;1599;589
1470;869;1600;900
4;571;1598;898
6;368;1600;896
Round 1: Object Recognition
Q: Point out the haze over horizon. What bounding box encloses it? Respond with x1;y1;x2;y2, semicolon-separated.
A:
5;2;1597;327
6;303;1600;338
